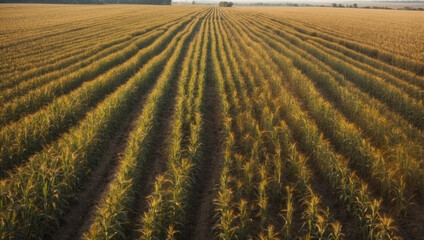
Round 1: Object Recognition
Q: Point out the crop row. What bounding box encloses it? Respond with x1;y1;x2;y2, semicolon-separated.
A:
0;7;203;81
231;9;423;202
138;14;209;239
220;8;401;239
0;20;166;95
245;13;424;131
211;9;340;239
0;13;203;239
265;15;424;75
1;6;421;239
0;13;202;177
85;11;207;239
0;10;201;93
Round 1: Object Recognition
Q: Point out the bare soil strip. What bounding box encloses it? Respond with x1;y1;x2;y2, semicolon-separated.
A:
397;205;424;240
55;16;203;240
51;86;152;240
308;168;359;240
127;89;177;239
126;22;202;240
186;44;223;240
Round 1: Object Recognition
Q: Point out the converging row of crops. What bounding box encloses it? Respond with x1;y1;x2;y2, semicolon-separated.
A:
0;4;423;240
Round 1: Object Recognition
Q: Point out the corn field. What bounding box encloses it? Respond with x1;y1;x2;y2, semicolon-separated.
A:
0;4;423;240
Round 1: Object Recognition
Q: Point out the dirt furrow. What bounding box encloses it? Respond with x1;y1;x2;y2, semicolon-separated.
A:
308;166;359;240
126;92;177;239
186;39;223;240
126;22;203;240
51;87;152;240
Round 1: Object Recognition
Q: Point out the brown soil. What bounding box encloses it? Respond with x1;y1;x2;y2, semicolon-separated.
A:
52;88;150;240
185;43;223;240
126;26;201;239
308;166;359;240
126;89;177;239
398;204;424;240
367;182;424;240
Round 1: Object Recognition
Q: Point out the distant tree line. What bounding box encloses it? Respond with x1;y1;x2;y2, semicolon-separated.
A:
219;1;232;7
332;3;358;8
401;6;424;10
0;0;171;4
330;3;423;10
